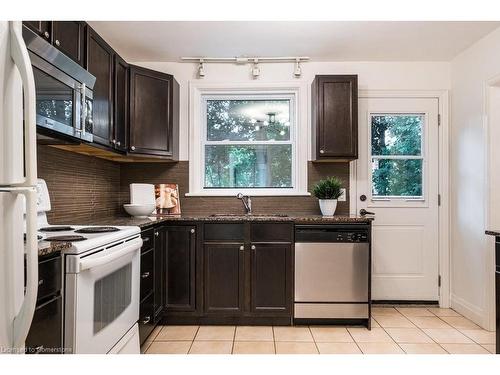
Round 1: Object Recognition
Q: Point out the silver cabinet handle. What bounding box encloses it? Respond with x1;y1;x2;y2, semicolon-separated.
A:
141;272;150;279
112;139;116;144
55;39;60;46
140;316;151;324
154;231;159;237
239;245;244;251
116;141;121;146
319;149;325;154
43;31;49;39
131;146;136;151
38;279;44;286
251;245;256;250
190;228;195;234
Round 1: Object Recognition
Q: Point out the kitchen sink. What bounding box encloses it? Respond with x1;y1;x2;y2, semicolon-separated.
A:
209;213;289;217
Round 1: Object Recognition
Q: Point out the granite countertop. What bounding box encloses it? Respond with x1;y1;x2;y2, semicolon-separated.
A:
485;230;500;236
38;240;72;257
72;214;374;229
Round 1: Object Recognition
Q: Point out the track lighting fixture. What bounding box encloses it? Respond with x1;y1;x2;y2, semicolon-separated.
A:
294;58;302;78
184;56;310;79
198;59;205;78
251;59;260;79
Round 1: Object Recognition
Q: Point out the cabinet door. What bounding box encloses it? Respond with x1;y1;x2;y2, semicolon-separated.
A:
52;21;85;65
113;55;128;152
496;271;500;354
250;243;292;314
23;21;51;40
164;226;196;312
153;227;165;320
86;27;114;147
312;75;358;160
204;243;244;314
129;65;174;157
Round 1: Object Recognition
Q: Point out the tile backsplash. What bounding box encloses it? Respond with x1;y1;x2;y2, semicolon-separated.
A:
37;146;350;221
37;145;121;223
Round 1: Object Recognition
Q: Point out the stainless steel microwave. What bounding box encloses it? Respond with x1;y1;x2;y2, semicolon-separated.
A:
23;26;96;143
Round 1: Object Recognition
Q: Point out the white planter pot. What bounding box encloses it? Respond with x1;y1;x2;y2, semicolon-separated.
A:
318;199;338;216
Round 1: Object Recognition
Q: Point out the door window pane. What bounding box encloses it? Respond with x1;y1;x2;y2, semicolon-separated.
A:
206;99;290;141
371;115;423;156
370;114;424;199
372;159;423;197
205;145;292;188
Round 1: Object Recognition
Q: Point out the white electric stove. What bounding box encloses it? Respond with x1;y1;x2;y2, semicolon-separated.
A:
33;179;142;354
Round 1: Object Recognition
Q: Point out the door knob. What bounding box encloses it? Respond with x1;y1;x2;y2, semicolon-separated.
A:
360;194;367;202
359;209;375;216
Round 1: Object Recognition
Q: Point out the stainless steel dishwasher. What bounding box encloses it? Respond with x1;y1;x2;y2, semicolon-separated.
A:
294;224;371;328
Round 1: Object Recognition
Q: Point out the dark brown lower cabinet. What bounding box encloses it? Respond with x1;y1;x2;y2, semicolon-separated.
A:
164;225;197;312
250;242;292;315
204;243;245;315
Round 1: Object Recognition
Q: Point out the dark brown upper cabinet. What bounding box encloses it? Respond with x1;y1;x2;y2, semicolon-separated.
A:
86;27;114;148
23;21;51;40
312;75;358;161
113;55;129;152
52;21;85;66
129;65;179;159
23;21;85;66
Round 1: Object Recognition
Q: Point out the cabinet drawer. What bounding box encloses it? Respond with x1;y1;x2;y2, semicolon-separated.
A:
141;228;154;253
37;256;62;301
250;223;293;242
25;295;62;354
140;249;154;300
204;223;245;241
138;293;155;345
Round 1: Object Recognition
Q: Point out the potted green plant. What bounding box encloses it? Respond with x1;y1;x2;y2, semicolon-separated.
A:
312;176;343;216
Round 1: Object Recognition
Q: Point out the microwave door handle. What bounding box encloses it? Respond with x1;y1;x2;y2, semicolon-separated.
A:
80;83;86;137
9;21;37;186
78;237;143;272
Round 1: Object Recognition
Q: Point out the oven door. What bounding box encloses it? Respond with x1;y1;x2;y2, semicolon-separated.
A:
65;238;141;354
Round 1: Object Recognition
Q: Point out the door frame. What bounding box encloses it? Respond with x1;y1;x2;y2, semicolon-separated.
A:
349;90;450;308
483;75;500;331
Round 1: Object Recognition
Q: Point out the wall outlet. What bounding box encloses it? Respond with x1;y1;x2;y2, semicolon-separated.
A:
338;188;347;202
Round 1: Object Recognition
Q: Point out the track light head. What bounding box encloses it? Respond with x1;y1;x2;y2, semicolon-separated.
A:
251;59;260;79
294;58;302;78
198;59;205;78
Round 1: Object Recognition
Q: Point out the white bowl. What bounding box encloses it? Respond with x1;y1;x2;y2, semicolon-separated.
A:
123;203;156;218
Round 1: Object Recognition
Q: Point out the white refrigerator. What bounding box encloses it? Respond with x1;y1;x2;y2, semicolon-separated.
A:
0;21;39;353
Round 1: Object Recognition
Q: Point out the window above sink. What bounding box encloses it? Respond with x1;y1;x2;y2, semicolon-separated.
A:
187;82;310;197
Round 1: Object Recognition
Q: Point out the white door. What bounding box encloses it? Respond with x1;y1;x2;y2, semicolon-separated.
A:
356;97;439;301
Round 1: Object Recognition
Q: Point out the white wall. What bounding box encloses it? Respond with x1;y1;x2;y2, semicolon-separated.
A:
449;27;500;330
131;61;451;160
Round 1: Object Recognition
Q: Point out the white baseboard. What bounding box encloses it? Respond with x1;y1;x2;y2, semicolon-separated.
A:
450;293;491;330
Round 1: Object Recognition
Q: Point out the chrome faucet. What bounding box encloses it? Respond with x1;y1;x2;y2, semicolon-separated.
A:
237;193;252;215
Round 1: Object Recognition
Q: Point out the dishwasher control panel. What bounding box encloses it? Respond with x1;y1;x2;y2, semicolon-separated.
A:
295;225;370;243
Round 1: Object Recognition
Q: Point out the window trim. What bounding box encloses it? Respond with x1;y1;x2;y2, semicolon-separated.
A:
187;82;310;197
368;112;428;203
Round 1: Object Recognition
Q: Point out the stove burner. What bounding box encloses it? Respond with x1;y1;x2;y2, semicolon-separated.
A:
75;226;120;234
44;235;87;242
39;226;75;232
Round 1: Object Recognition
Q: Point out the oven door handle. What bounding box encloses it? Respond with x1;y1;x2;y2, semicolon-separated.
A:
78;238;142;272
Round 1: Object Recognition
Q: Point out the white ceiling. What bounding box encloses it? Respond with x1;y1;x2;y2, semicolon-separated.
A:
88;21;500;62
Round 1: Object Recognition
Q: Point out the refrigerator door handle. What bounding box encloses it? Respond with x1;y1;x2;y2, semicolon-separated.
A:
9;21;37;187
7;187;39;349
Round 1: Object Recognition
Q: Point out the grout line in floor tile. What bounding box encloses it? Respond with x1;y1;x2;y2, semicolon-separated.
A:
376;314;407;354
272;326;277;355
187;326;200;354
346;325;363;354
231;326;236;354
308;326;320;354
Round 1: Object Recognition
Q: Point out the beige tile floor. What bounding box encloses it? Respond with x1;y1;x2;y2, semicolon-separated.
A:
142;306;496;354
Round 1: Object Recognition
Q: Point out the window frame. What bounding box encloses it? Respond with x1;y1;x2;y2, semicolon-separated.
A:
368;112;427;202
187;82;309;197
